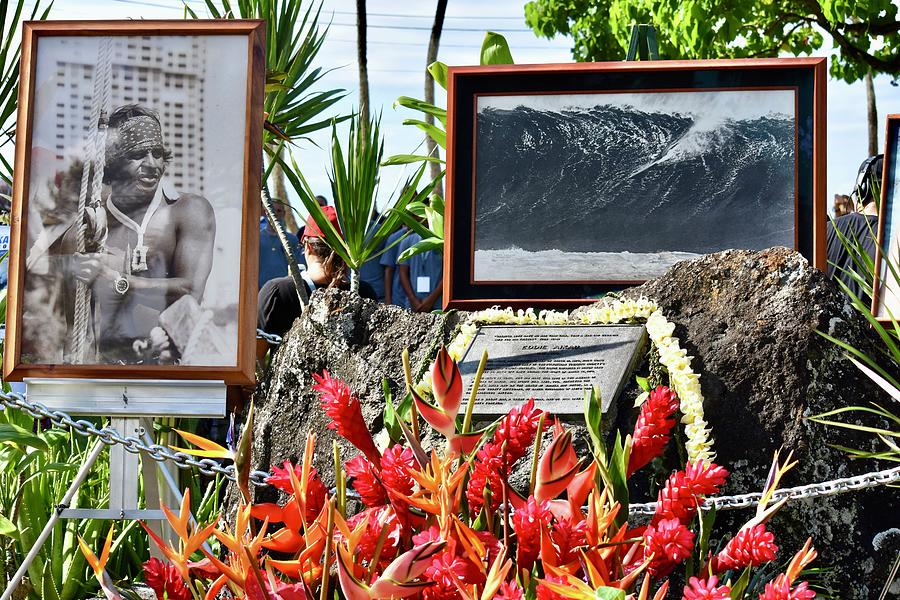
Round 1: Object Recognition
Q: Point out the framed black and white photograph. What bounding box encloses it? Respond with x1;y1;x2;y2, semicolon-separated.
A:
4;21;265;384
874;114;900;321
444;58;827;309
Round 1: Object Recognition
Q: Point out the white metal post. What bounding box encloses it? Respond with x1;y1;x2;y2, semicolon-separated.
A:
0;437;106;600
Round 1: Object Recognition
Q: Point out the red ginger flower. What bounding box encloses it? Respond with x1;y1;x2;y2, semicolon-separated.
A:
683;461;729;496
494;398;544;465
628;386;679;477
466;441;506;515
497;581;525;600
713;523;778;572
143;558;190;600
345;455;388;507
422;551;472;600
758;579;816;600
550;517;588;566
654;461;729;525
266;461;327;523
683;576;731;599
346;505;401;568
513;496;553;571
312;370;380;464
536;571;569;600
380;444;416;498
644;517;695;577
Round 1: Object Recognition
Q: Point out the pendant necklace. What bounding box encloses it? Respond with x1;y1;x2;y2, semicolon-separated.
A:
106;190;163;273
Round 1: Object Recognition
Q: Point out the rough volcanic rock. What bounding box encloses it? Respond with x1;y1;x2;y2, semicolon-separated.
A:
248;248;898;596
249;288;462;499
586;247;897;597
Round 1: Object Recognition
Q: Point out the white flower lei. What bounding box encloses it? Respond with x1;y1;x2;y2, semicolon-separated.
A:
420;297;714;463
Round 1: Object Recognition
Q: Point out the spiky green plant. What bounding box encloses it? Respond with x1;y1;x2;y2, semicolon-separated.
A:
280;113;437;292
186;0;349;286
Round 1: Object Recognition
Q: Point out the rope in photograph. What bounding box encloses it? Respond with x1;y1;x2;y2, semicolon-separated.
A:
2;386;899;516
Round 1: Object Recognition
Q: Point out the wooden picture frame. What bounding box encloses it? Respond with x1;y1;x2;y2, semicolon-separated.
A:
444;58;827;310
4;20;265;384
873;114;900;322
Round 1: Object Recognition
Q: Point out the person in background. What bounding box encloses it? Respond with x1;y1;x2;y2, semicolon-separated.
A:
398;230;443;312
258;199;301;288
833;193;853;218
358;216;387;302
257;206;376;363
826;154;883;304
296;195;329;241
380;225;409;308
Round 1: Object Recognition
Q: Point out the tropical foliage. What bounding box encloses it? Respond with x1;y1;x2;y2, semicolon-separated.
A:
0;408;147;599
523;0;900;83
813;211;900;465
278;113;438;292
184;0;345;151
84;349;820;599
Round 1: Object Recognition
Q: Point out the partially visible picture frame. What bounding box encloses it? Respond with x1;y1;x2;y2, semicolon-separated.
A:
443;58;827;310
873;114;900;321
4;20;266;384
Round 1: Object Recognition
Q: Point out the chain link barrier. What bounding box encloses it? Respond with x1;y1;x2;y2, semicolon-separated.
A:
256;328;283;346
628;465;900;516
0;392;273;488
0;327;890;514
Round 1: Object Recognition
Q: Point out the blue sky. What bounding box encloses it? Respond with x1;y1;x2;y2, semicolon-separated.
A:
13;0;900;218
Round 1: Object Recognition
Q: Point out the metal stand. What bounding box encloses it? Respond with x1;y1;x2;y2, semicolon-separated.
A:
0;379;226;600
0;437;105;600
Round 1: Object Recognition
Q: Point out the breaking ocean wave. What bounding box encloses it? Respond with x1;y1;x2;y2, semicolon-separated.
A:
473;247;703;281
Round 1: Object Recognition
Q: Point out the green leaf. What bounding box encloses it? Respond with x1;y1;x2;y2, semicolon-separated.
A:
594;587;625;600
427;61;448;90
728;567;752;599
480;31;515;65
0;512;17;538
0;423;49;452
382;153;444;167
382;380;405;445
398;237;444;263
584;387;606;462
402;119;446;149
698;507;717;564
41;559;61;600
393;96;447;127
635;375;651;392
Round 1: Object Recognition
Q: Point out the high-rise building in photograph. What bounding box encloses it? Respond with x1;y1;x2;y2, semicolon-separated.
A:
50;35;206;196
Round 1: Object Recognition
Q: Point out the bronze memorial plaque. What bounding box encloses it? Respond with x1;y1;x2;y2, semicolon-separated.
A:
457;325;646;416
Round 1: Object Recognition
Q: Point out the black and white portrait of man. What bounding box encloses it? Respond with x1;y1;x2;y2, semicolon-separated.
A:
20;34;249;367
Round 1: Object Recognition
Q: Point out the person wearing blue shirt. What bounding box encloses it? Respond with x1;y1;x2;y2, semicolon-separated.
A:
380;227;410;309
397;231;442;312
258;200;302;289
359;217;387;301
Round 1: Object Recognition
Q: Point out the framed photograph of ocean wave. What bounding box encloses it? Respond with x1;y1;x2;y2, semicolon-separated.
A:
443;58;826;309
873;114;900;322
3;21;265;384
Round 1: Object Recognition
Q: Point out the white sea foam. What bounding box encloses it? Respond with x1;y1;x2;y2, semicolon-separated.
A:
473;247;702;281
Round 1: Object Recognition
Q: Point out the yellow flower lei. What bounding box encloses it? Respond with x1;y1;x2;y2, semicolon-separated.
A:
421;297;714;463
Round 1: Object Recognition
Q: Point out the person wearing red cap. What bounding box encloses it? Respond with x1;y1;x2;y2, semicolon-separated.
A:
256;206;377;364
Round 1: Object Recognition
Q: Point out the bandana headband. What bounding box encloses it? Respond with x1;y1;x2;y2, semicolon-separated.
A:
106;115;165;164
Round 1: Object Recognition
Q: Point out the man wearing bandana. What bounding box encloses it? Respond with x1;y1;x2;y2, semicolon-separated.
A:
64;104;216;363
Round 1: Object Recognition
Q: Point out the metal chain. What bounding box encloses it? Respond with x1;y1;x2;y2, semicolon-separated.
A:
256;328;283;346
628;464;900;516
0;391;272;487
5;380;900;510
